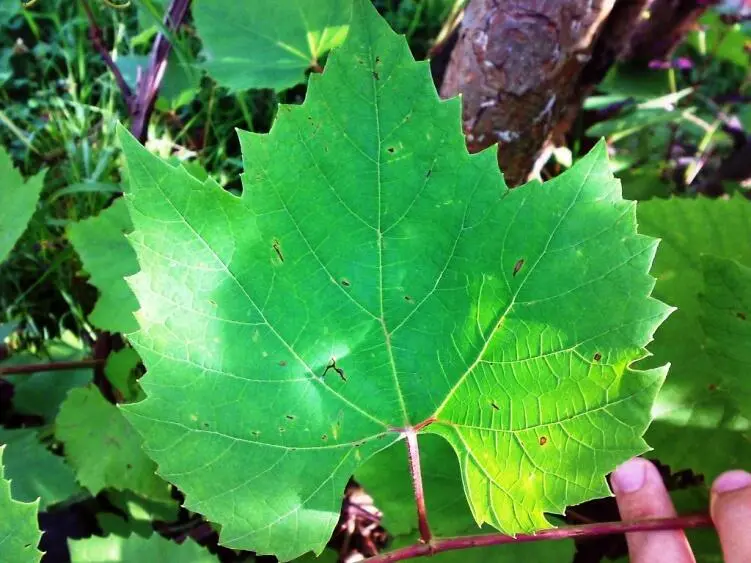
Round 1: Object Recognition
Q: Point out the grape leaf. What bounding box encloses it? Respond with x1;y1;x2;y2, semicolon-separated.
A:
56;387;172;502
68;534;216;562
119;1;668;559
68;199;139;333
637;196;751;479
358;433;575;562
96;489;179;539
0;445;42;563
4;337;92;421
0;147;44;264
193;0;352;91
0;428;82;509
700;255;751;410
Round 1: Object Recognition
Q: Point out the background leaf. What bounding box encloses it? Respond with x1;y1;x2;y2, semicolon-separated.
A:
0;147;44;264
193;0;353;91
68;534;217;562
637;196;751;479
0;427;82;509
67;199;139;333
56;386;172;502
0;445;42;563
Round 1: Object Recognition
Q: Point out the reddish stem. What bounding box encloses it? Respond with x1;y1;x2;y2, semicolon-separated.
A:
0;359;103;377
367;513;713;562
404;429;432;544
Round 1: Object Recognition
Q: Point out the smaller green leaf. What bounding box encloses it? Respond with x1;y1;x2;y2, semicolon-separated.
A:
55;387;172;502
68;534;217;562
105;348;144;403
0;147;45;264
0;428;83;509
0;445;43;563
97;489;180;539
193;0;353;91
586;109;687;142
700;255;751;414
67;199;140;333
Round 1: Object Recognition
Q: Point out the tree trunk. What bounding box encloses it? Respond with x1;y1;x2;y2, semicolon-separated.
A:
439;0;709;186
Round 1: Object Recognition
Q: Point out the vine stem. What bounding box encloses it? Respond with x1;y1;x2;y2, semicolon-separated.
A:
404;428;432;543
0;359;103;377
366;513;713;562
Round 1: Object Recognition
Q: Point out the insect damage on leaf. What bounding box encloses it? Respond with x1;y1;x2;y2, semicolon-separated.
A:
118;0;670;559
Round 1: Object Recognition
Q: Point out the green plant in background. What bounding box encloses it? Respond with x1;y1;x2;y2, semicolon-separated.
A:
0;0;750;562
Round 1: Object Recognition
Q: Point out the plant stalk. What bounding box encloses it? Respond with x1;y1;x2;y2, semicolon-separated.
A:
404;428;432;544
367;513;713;562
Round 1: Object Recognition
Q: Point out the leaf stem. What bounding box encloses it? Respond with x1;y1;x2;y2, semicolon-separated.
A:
0;359;103;377
404;428;432;544
367;513;713;562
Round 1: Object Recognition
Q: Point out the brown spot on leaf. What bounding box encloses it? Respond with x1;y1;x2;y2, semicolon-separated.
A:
279;360;287;367
513;259;524;277
341;278;351;287
593;352;602;362
539;436;548;446
738;312;747;320
708;383;718;392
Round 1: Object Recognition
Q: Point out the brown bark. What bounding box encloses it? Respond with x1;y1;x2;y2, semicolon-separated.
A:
439;0;709;186
624;0;710;63
440;0;618;186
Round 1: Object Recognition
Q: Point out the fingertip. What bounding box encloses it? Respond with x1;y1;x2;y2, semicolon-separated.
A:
710;470;751;563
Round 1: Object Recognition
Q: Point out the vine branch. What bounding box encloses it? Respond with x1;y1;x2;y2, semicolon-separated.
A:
0;359;103;377
367;513;713;562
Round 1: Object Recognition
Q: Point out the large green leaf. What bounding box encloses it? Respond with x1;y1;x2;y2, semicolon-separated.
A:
68;534;216;562
68;199;140;333
0;446;42;563
193;0;352;91
0;428;82;509
119;1;668;559
358;433;575;561
55;387;172;502
0;147;44;264
637;196;751;478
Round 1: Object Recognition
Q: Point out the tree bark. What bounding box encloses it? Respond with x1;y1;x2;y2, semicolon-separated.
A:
439;0;710;186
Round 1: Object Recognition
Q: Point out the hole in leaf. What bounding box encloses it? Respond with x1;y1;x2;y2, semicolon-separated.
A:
126;464;132;469
375;56;381;64
491;401;499;410
285;414;295;420
387;147;395;154
251;431;260;437
372;71;380;80
404;295;413;303
272;239;284;263
513;258;524;277
593;352;602;362
539;436;548;446
202;422;209;428
425;169;432;178
708;383;718;392
322;357;347;381
279;427;285;433
341;278;351;287
322;434;328;441
738;312;747;320
208;299;217;306
279;360;287;367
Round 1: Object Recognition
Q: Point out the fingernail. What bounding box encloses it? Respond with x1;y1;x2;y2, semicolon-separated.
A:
612;458;647;494
713;470;751;494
